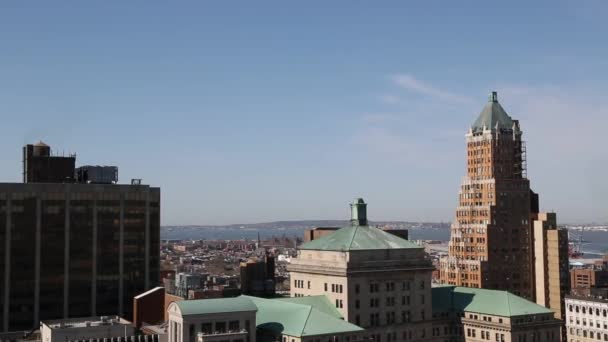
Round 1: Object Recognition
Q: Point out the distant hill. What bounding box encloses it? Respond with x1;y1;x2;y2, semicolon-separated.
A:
162;220;450;230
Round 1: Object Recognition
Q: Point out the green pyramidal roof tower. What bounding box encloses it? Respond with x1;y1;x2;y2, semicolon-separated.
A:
299;198;419;251
471;91;514;132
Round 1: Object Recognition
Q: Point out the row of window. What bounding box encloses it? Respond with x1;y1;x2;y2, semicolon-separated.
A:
467;328;504;342
569;316;608;329
359;280;424;294
569;328;608;340
568;304;608;317
322;283;343;293
293;279;309;289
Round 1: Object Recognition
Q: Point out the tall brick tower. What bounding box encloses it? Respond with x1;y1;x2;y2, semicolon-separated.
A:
440;91;535;300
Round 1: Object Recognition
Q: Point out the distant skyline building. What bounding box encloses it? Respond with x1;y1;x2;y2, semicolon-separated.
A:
439;92;569;315
440;92;536;299
1;142;160;332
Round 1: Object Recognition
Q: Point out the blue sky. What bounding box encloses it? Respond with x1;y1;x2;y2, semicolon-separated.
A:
1;1;607;225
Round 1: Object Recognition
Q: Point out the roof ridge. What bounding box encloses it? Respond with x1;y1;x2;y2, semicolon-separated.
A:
300;304;314;336
506;292;512;316
346;224;359;250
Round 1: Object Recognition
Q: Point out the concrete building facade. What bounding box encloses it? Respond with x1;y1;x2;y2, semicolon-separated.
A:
432;286;562;342
40;316;135;342
289;199;436;341
570;268;608;295
565;296;608;342
167;297;257;342
532;213;570;320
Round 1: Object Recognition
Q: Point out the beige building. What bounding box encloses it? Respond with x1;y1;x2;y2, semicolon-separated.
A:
167;297;257;342
288;198;435;342
565;295;608;342
166;296;363;342
532;213;570;320
40;316;136;342
432;286;562;342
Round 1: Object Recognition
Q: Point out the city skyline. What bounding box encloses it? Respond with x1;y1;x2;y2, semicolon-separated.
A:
1;2;607;225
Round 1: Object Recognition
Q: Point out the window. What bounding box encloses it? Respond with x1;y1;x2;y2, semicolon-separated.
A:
201;323;213;334
355;300;360;309
355;284;360;294
324;283;328;291
332;284;335;292
216;322;226;333
307;281;310;289
229;320;239;331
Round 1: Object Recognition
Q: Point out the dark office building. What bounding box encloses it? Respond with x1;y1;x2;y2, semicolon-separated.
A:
239;254;275;297
1;143;160;332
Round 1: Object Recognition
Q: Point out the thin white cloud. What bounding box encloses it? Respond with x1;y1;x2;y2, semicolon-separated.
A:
377;94;402;105
391;74;474;104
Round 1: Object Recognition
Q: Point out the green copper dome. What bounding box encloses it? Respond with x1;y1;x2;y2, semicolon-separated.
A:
471;91;514;132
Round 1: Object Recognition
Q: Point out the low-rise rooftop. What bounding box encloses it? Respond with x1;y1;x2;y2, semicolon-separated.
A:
432;286;553;317
42;316;130;329
245;295;363;337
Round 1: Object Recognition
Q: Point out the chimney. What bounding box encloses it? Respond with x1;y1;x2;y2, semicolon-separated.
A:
350;198;368;226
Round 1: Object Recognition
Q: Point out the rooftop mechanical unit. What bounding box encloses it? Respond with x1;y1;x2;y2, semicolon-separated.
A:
76;165;118;184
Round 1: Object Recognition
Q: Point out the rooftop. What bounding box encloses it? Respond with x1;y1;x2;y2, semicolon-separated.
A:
432;286;553;317
42;316;130;329
174;297;257;316
299;224;420;251
245;295;363;337
471;92;515;133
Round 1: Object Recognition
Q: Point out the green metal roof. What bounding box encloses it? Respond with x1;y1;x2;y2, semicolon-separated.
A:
471;92;514;132
432;286;553;317
175;297;257;316
244;296;363;337
299;224;420;251
276;296;343;318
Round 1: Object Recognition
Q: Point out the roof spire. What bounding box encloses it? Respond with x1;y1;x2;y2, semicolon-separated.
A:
489;91;498;103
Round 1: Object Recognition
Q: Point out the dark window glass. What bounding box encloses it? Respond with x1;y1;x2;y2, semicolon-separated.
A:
0;197;6;328
96;195;121;316
122;194;148;319
9;194;37;330
69;193;94;317
39;194;66;321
